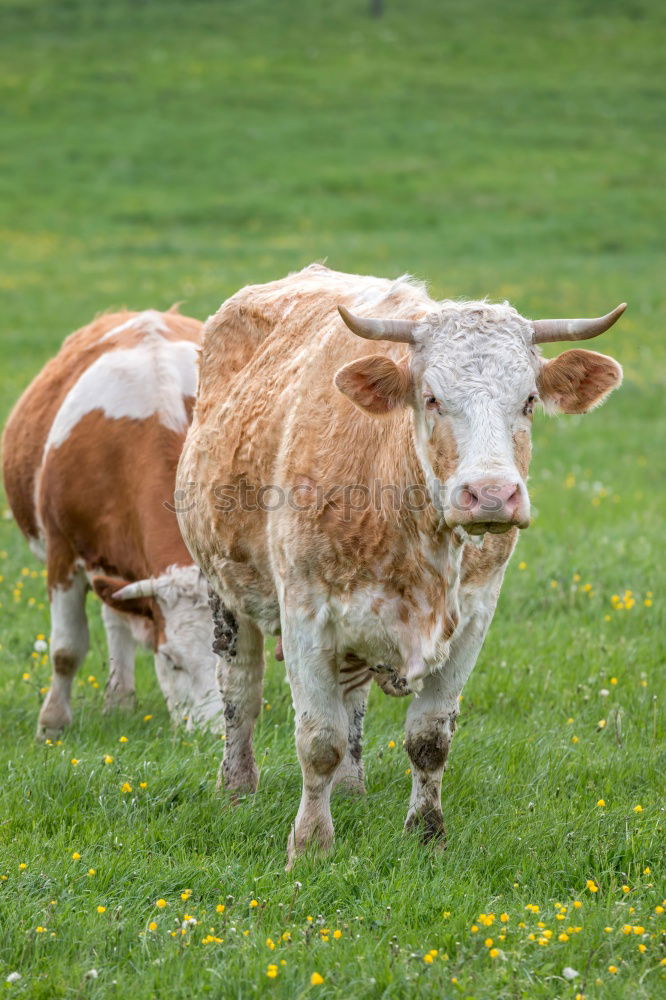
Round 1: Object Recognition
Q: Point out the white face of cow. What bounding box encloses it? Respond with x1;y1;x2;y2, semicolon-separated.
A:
335;299;624;535
103;566;222;731
151;567;223;731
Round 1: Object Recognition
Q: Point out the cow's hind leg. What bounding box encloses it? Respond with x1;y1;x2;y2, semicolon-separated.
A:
101;604;137;712
404;671;458;843
37;569;89;741
283;622;347;868
213;599;265;797
333;676;370;796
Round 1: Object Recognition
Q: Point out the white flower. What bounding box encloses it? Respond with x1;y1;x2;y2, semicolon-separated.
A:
562;967;579;981
6;972;22;983
34;639;48;653
599;688;610;697
84;970;98;980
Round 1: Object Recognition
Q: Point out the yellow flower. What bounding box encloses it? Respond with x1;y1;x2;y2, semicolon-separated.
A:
119;736;128;744
484;938;493;948
633;804;643;813
181;890;192;901
143;715;152;722
35;926;47;933
310;973;324;986
500;912;509;923
621;885;630;894
249;899;258;908
597;719;606;729
610;677;617;685
388;740;396;749
71;851;81;860
88;869;96;876
266;938;275;950
596;799;605;807
550;580;559;589
266;964;278;979
572;901;582;909
622;924;632;935
660;958;666;966
149;921;157;931
96;905;106;914
655;905;664;914
70;758;79;766
604;926;612;932
518;561;527;570
121;782;132;794
489;947;499;958
216;904;225;913
103;755;113;764
22;672;31;680
585;880;598;893
572;736;579;744
558;933;569;942
423;953;433;964
470;924;479;933
139;782;147;790
608;965;618;974
643;867;651;875
572;573;581;582
282;931;292;942
638;943;646;954
19;863;27;870
333;929;342;939
156;899;168;909
633;925;644;935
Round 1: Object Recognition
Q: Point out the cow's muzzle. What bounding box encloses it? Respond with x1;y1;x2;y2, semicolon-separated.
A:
445;477;530;534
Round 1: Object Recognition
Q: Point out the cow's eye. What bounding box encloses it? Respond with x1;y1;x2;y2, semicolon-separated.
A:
425;395;439;410
523;393;538;415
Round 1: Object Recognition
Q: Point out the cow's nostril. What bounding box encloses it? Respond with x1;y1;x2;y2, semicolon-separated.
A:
459;486;478;509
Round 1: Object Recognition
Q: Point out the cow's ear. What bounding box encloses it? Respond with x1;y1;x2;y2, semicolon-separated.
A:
90;575;154;618
334;355;413;415
538;349;623;415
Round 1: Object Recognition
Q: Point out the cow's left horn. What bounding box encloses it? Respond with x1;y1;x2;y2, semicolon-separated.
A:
338;305;418;344
113;579;156;600
532;303;627;344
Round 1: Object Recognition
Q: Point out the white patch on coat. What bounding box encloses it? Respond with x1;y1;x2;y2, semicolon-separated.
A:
99;310;171;342
45;336;198;450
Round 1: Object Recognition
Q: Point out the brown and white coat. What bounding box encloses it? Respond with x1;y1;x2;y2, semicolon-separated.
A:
177;264;624;863
3;308;222;739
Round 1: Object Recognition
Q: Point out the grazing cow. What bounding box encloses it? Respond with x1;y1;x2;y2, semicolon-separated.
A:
177;264;624;864
3;309;222;740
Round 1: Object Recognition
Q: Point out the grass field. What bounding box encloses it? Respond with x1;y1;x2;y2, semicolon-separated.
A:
1;0;665;997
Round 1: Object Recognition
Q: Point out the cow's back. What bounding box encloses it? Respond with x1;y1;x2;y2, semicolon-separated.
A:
3;310;202;579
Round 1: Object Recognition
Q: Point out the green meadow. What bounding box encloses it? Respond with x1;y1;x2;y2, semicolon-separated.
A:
0;0;664;997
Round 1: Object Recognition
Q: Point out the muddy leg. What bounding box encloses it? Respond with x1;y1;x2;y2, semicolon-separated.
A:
404;671;458;843
333;678;369;795
210;593;264;796
37;571;89;741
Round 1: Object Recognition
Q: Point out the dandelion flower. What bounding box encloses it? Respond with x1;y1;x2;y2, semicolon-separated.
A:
96;906;106;914
585;880;598;893
633;804;643;813
19;863;27;870
388;740;395;749
608;965;618;974
333;929;342;939
518;561;527;570
423;953;433;964
266;938;275;950
266;964;278;979
655;905;664;914
156;899;168;909
139;782;147;790
216;904;225;913
558;933;569;942
71;758;79;766
88;869;96;877
103;755;113;764
143;715;152;722
489;947;499;958
621;885;630;894
121;782;132;794
71;852;81;860
596;799;605;807
249;899;258;908
310;973;324;985
572;736;579;744
149;921;157;931
119;736;128;744
500;913;509;923
572;901;582;909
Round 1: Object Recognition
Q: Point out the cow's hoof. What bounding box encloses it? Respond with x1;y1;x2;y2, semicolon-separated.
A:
103;688;136;713
35;721;67;743
332;772;366;797
404;807;447;846
217;760;259;799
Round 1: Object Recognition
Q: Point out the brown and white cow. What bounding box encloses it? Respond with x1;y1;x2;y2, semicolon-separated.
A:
177;264;624;865
3;308;222;740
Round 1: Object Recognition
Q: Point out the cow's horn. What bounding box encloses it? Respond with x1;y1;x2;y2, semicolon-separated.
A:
113;579;156;600
338;305;417;344
532;303;627;344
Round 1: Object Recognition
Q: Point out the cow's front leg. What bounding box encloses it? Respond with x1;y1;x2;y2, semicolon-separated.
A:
214;606;265;796
101;604;137;712
404;673;458;843
283;626;347;868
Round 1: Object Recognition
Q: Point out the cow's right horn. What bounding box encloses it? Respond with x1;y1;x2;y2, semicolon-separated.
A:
113;579;156;600
338;305;417;344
